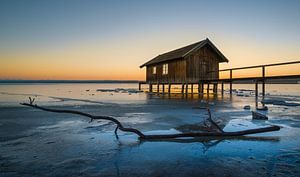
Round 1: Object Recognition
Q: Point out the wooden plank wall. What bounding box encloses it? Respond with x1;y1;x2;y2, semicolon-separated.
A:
146;59;186;83
185;45;220;82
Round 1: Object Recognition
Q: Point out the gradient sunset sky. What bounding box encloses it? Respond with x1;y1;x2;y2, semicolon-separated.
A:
1;0;300;80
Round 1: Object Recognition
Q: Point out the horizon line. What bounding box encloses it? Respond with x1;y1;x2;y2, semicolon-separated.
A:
0;79;143;83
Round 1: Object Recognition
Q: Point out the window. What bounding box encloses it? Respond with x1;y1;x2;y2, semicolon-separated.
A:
152;66;156;74
162;64;168;75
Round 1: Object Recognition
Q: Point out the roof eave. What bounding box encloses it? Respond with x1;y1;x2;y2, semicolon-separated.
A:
220;59;229;63
140;57;184;68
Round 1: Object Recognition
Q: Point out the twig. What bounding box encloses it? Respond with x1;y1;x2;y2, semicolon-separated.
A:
20;101;280;140
193;107;224;132
114;126;119;139
206;108;224;133
29;97;35;105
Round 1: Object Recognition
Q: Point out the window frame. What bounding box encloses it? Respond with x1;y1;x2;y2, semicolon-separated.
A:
152;66;156;74
162;63;168;75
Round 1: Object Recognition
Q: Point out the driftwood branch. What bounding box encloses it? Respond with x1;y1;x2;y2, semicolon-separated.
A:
20;100;280;140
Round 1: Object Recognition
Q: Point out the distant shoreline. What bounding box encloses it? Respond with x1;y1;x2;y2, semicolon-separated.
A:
0;80;141;84
0;79;299;84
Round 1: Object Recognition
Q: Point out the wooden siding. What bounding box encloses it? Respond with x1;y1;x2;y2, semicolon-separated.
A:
185;45;220;82
146;59;186;83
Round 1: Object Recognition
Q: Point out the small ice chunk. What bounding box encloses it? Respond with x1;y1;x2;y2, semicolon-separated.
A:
243;105;251;110
262;99;300;106
256;106;268;111
96;88;143;94
252;111;268;120
237;93;244;96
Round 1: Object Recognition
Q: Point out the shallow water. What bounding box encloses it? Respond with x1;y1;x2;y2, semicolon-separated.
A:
0;83;299;177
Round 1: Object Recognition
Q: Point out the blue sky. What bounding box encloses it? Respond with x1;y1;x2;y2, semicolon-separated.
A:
0;0;300;79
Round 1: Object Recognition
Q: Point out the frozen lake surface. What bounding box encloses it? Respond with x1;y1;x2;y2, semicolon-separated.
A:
0;83;300;177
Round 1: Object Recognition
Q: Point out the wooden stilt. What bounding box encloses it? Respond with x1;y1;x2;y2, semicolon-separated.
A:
262;82;265;97
149;84;153;92
255;81;258;97
255;80;258;108
191;84;193;94
138;82;141;90
198;82;201;94
157;84;160;93
162;84;165;93
181;84;184;94
168;84;171;93
262;66;265;97
221;82;224;95
213;83;218;94
207;83;210;94
185;83;188;94
255;96;258;108
201;83;204;93
230;69;233;94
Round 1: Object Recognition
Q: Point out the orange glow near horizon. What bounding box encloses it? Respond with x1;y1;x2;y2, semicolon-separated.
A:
1;37;299;80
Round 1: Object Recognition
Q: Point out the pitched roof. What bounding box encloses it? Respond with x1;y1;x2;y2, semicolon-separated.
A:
140;38;228;68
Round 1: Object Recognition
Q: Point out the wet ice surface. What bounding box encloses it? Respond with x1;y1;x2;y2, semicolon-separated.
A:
0;83;300;177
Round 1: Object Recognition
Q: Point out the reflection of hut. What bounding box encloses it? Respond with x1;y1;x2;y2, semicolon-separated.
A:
140;38;228;84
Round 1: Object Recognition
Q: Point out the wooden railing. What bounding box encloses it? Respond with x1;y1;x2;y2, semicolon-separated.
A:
210;60;300;78
208;60;300;96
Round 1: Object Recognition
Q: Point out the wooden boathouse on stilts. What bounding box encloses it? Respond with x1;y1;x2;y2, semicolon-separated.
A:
139;38;229;95
138;38;300;98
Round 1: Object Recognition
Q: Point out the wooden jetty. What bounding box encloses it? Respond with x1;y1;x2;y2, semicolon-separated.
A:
138;39;300;96
139;60;300;96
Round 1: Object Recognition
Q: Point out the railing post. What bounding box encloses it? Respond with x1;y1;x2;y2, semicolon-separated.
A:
191;84;193;94
157;83;160;93
168;83;171;93
262;66;265;97
181;83;185;94
162;84;165;93
229;69;233;94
